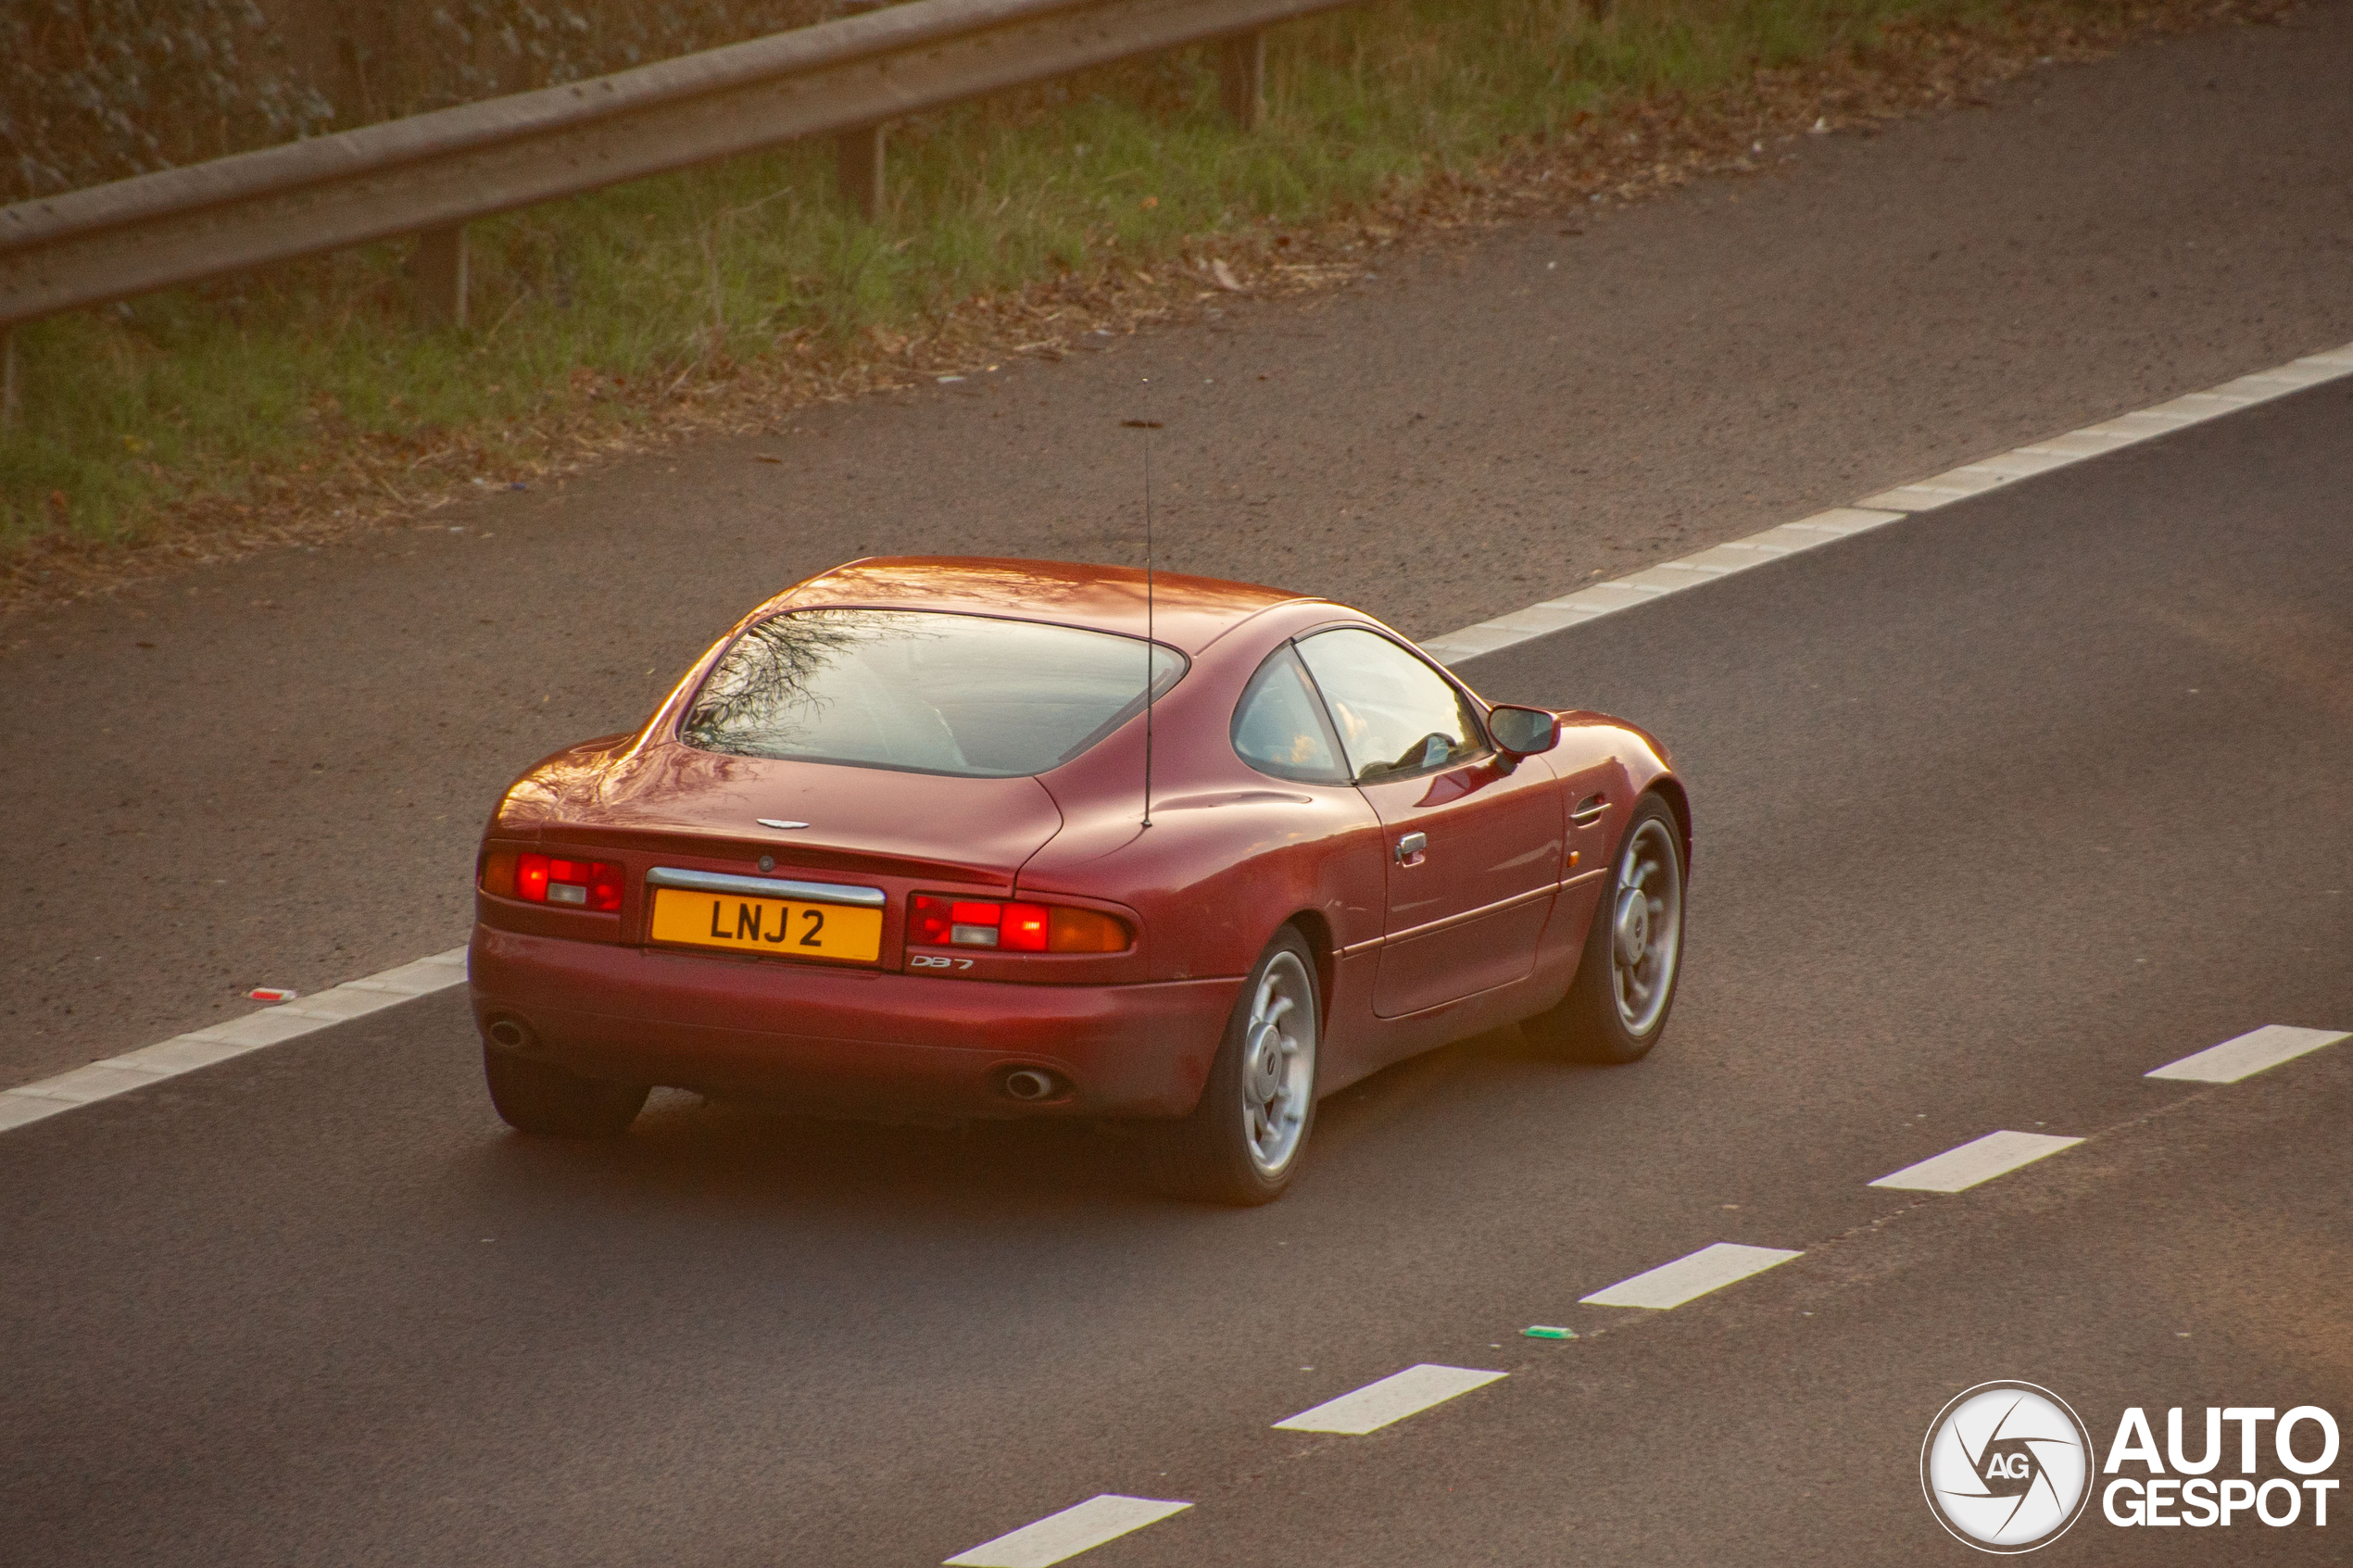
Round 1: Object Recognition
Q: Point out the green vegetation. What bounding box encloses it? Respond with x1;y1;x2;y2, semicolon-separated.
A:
0;0;2109;554
4;1;852;199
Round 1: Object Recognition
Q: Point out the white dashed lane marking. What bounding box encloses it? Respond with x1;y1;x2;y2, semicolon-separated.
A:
2145;1024;2349;1084
1272;1364;1506;1435
943;1496;1191;1568
1578;1242;1803;1310
1869;1130;2083;1193
1419;341;2353;668
0;948;469;1133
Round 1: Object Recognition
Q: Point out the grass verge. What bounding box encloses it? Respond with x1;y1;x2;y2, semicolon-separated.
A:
0;0;2290;608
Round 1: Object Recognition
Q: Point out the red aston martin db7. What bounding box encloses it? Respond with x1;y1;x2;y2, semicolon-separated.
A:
469;558;1689;1203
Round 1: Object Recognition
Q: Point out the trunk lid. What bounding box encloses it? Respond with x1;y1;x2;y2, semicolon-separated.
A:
499;739;1065;890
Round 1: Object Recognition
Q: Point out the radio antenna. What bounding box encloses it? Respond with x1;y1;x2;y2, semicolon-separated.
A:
1122;407;1163;829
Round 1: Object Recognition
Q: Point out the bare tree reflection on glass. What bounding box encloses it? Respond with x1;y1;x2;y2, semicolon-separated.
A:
683;608;887;749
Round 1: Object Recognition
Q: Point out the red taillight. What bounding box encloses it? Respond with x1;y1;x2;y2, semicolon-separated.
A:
911;895;956;947
912;894;1009;947
1000;902;1051;952
909;894;1129;953
501;851;623;912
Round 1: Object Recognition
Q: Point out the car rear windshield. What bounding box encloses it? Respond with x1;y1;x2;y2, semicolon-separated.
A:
681;608;1186;778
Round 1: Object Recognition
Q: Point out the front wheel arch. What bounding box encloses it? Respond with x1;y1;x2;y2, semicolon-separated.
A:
1642;775;1693;872
1524;791;1688;1063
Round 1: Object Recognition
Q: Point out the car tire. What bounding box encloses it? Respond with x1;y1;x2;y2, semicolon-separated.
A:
1152;926;1321;1206
1521;794;1686;1064
483;1046;649;1138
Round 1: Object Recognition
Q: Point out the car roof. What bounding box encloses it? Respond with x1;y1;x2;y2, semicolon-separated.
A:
763;557;1319;654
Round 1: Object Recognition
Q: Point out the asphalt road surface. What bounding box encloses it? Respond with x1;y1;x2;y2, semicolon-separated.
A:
5;336;2349;1562
5;0;2353;1085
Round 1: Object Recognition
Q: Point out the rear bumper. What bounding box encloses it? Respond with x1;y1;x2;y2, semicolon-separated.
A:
468;925;1242;1119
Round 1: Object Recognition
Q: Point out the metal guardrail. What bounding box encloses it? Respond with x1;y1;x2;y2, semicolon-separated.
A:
0;0;1353;352
0;0;1360;421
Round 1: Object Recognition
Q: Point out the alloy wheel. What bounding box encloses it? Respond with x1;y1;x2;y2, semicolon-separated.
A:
1610;817;1683;1036
1239;950;1316;1176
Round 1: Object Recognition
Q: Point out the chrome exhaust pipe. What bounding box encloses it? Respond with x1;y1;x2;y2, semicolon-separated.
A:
1000;1068;1060;1102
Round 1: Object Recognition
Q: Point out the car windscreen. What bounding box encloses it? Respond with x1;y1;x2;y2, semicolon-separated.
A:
681;608;1186;778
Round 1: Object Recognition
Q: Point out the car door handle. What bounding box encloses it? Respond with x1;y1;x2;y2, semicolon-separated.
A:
1394;832;1428;866
1569;795;1609;825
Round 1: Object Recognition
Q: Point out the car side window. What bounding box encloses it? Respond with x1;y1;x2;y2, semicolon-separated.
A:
1295;628;1487;783
1231;644;1351;785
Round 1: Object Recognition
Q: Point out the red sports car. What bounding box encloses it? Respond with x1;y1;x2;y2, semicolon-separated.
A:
469;558;1688;1203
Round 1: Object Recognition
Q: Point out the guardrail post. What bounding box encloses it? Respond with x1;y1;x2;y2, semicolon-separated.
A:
1219;30;1265;130
0;328;17;430
409;222;470;329
837;124;887;220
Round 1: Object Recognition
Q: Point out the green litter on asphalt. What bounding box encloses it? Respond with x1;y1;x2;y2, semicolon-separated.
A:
1521;1325;1577;1340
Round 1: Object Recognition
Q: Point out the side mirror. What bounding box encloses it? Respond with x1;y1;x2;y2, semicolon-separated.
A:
1488;704;1561;759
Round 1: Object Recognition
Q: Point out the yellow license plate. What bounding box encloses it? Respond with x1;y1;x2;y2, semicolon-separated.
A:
648;887;884;963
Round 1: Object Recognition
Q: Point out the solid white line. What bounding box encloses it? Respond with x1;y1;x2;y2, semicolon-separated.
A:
2145;1024;2349;1085
1272;1363;1506;1435
0;947;469;1134
1418;338;2353;668
1868;1129;2082;1193
944;1496;1191;1568
1579;1242;1802;1310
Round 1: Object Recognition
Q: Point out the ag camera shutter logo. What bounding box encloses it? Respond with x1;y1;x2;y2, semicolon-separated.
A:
1920;1382;2094;1552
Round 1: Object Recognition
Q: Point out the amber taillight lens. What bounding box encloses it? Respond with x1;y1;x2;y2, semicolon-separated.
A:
1047;906;1130;952
482;850;623;911
910;895;1130;953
